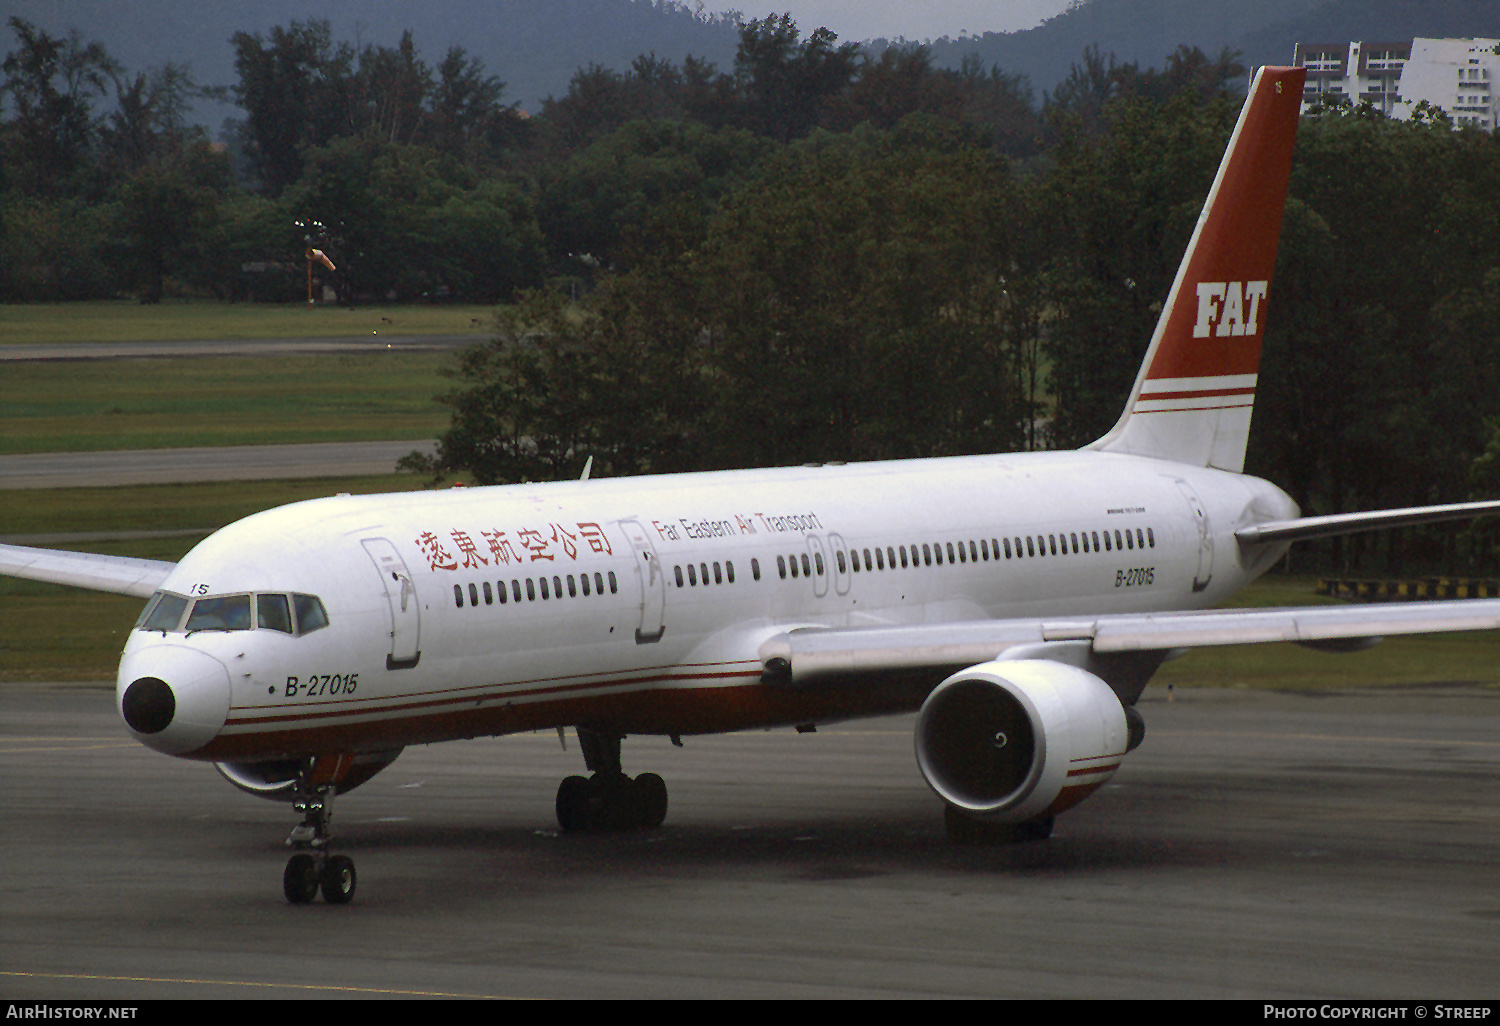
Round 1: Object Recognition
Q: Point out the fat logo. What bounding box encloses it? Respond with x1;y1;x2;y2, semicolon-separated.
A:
1193;281;1268;338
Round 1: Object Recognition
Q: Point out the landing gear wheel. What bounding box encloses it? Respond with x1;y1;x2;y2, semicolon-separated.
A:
283;853;320;904
556;775;592;833
634;772;668;829
321;854;357;904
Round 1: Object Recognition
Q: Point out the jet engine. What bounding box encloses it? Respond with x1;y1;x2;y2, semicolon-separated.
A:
915;659;1132;825
215;749;403;801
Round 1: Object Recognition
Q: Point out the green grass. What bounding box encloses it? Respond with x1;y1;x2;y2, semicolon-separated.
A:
0;300;500;345
0;474;427;536
0;475;436;682
0;352;456;453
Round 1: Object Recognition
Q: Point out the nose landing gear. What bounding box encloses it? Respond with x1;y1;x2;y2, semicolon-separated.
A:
282;756;357;905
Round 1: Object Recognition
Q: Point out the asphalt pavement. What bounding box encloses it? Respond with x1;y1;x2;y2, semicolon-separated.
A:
3;684;1499;999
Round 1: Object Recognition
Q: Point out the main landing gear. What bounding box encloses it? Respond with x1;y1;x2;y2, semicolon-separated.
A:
283;759;357;905
555;727;669;832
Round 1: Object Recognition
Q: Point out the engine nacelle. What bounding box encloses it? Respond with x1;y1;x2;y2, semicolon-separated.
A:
915;660;1128;824
214;749;403;801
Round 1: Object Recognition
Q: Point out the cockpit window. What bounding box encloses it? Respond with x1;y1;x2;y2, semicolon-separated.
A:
138;591;189;632
136;590;327;636
185;594;253;632
293;594;329;634
257;594;293;633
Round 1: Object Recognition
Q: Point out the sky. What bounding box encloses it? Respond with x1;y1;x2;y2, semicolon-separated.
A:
710;1;1076;42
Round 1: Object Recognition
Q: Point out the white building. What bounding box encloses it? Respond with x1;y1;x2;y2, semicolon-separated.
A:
1293;38;1500;131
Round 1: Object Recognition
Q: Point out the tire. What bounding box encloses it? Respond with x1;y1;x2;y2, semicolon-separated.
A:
634;773;668;829
321;855;356;904
283;853;320;904
556;775;592;832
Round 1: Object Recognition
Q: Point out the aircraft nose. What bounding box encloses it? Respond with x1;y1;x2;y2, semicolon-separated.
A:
117;646;231;756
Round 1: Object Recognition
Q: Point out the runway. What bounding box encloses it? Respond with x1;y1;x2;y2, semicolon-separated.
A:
3;684;1499;999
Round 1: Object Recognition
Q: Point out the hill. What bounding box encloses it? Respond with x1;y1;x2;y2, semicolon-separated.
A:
912;0;1500;95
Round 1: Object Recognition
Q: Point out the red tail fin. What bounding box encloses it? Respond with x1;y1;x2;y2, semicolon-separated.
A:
1091;66;1305;472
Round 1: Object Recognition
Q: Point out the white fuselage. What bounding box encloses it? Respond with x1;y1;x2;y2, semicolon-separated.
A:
116;449;1297;762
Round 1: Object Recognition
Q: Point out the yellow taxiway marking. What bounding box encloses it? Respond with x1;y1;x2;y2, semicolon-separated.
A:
0;970;525;1000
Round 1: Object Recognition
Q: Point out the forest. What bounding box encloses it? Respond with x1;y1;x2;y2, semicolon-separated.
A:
3;14;1499;572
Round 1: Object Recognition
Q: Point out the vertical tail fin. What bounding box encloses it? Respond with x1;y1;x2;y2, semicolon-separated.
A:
1090;66;1305;473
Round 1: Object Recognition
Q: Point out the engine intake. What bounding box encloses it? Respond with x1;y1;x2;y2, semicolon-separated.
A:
915;660;1128;824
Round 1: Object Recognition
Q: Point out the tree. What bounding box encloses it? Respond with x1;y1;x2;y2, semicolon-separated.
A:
1;17;119;197
734;15;860;142
229;20;357;194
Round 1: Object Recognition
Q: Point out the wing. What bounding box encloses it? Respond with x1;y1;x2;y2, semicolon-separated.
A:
758;600;1500;688
1236;499;1500;545
0;543;176;598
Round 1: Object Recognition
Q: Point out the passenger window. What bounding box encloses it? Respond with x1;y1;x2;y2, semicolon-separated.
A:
675;565;685;588
553;576;562;598
187;594;252;632
934;543;944;566
688;564;698;586
1104;532;1112;552
851;550;861;573
714;562;723;584
581;574;590;597
980;540;989;561
1026;537;1035;557
900;546;909;568
800;554;811;577
499;581;509;604
1126;530;1134;550
837;550;847;574
1147;527;1156;548
512;580;523;603
727;561;736;584
777;555;787;579
788;556;799;579
701;563;710;586
922;543;932;566
751;558;761;581
484;582;494;605
1137;528;1145;549
968;541;978;562
1115;530;1124;550
887;546;896;568
526;579;536;601
946;543;956;564
1003;538;1012;559
293;594;329;634
1093;531;1101;552
257;594;293;633
1048;536;1056;556
875;547;885;571
540;577;550;600
812;554;822;576
454;584;465;607
469;583;479;606
567;575;577;598
593;573;604;595
608;571;618;594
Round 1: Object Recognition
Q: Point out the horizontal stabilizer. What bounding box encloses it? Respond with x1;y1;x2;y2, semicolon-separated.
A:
1236;499;1500;546
0;543;175;598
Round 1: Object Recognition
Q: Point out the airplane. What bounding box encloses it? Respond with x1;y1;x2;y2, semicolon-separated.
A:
5;65;1500;904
